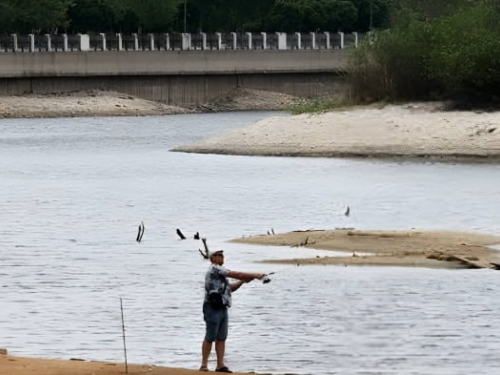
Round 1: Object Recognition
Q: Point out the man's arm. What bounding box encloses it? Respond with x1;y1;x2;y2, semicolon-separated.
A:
227;270;265;283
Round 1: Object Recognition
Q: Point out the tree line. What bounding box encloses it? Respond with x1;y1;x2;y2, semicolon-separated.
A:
0;0;395;34
349;0;500;102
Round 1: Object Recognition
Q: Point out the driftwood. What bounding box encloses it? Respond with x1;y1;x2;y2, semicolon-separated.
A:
176;228;186;240
136;221;145;243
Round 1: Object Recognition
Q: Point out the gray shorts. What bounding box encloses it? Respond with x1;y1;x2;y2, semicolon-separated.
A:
203;303;228;342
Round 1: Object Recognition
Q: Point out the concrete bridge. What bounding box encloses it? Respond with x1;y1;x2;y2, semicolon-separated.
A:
0;32;358;106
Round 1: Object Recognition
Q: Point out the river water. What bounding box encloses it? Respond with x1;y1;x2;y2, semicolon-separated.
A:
1;112;500;375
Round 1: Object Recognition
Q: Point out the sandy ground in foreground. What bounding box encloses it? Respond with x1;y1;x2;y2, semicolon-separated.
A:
174;102;500;161
0;354;251;375
232;229;500;269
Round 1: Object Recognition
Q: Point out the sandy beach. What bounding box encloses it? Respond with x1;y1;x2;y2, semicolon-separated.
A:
2;91;500;374
0;354;252;375
173;102;500;161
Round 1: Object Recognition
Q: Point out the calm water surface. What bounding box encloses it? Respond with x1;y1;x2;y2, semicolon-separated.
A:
1;112;500;375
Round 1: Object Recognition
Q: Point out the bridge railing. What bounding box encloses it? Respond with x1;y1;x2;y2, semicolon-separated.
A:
0;31;364;53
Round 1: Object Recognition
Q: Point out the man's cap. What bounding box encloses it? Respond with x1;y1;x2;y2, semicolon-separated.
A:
209;250;224;258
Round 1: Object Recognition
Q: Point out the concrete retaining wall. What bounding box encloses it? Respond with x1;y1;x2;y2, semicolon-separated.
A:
0;73;349;106
0;49;350;106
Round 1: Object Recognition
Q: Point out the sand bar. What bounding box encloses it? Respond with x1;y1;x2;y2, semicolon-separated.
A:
173;102;500;161
231;229;500;269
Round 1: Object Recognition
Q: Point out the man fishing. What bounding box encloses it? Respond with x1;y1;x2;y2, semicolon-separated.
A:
200;249;266;373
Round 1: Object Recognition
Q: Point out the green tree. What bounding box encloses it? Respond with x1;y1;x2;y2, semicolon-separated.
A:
349;0;500;101
428;0;500;97
68;0;116;32
14;0;74;33
267;0;358;32
0;0;16;32
102;0;181;32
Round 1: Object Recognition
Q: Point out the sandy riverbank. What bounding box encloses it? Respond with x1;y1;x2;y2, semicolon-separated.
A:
173;102;500;161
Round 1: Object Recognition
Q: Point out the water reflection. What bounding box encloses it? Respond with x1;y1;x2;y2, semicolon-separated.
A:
1;112;500;375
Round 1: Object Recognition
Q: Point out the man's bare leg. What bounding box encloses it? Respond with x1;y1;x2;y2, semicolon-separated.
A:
215;340;226;369
201;340;213;369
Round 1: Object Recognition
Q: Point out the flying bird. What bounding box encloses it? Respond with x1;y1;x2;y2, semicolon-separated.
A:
176;228;186;240
345;206;350;217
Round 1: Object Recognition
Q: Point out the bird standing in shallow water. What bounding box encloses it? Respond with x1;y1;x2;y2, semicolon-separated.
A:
345;206;350;217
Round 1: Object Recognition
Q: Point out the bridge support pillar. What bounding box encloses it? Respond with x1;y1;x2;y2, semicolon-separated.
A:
261;32;267;49
164;33;170;50
246;32;252;49
295;32;301;49
324;32;331;49
29;34;35;52
10;34;18;52
230;32;237;49
310;32;316;49
182;33;191;50
201;32;207;50
100;33;106;51
116;33;123;51
78;34;90;51
132;33;139;50
149;34;155;50
45;34;52;51
215;33;222;49
277;32;287;50
62;34;68;51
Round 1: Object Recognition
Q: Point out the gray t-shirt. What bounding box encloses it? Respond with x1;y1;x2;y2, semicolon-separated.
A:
204;264;232;307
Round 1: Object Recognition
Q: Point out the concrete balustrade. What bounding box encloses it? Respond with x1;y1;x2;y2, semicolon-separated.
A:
0;31;363;53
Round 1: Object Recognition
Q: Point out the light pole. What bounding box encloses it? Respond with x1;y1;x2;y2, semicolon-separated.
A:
184;0;187;33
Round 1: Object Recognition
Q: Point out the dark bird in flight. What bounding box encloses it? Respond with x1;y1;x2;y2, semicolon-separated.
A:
176;228;186;240
345;206;350;217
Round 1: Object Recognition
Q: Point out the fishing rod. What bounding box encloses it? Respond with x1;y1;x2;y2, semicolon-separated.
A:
193;233;300;284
